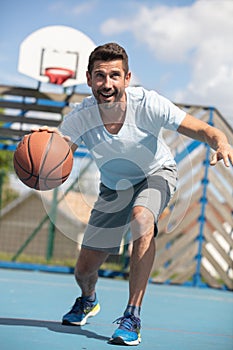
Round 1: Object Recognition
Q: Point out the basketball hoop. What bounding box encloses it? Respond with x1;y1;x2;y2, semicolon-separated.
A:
45;67;75;85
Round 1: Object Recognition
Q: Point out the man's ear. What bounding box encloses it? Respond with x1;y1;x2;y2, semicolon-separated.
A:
125;71;131;88
86;71;92;87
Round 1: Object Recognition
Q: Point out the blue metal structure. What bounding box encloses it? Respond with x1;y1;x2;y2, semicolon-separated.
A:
0;86;232;290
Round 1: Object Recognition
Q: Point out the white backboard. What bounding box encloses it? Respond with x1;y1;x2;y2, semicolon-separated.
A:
18;25;96;87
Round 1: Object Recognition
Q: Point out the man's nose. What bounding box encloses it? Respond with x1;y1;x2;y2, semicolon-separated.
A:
104;75;112;88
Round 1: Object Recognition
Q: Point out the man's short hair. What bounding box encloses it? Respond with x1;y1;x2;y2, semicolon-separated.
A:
87;43;129;75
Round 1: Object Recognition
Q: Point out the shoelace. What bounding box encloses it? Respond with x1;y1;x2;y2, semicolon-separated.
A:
113;315;141;331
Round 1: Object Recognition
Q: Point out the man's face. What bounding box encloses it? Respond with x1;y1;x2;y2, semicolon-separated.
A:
86;59;131;105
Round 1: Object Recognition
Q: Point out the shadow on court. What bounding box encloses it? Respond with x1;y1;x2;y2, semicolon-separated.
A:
0;318;109;340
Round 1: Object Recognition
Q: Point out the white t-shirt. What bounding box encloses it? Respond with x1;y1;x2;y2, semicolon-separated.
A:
60;86;186;190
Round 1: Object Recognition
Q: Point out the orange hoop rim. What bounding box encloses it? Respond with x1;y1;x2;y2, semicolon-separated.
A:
45;67;75;85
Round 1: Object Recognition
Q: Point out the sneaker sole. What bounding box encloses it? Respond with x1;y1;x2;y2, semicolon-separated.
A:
62;303;100;326
108;336;141;346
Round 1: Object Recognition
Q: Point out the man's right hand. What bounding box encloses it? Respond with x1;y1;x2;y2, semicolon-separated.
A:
31;126;71;143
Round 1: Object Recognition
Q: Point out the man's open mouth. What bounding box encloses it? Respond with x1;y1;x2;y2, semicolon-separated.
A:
100;91;115;98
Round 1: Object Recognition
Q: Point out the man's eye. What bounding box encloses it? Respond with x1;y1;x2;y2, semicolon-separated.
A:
96;73;104;78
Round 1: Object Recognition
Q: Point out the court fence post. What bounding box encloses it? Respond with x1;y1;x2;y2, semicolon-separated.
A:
194;107;214;287
0;169;6;216
46;187;59;261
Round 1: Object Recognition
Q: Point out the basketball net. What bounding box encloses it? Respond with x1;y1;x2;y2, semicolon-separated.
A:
45;67;75;85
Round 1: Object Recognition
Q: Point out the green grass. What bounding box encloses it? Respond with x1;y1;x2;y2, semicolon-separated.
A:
0;252;124;272
0;252;77;267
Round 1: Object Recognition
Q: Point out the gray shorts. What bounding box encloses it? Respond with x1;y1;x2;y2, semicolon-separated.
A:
82;165;177;253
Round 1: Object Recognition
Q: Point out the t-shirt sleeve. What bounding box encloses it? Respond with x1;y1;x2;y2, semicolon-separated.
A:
147;90;186;131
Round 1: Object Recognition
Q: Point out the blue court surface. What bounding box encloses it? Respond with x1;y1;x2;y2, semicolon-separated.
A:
0;268;232;350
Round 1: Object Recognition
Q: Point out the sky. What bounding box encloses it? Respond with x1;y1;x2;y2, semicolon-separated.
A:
1;0;233;126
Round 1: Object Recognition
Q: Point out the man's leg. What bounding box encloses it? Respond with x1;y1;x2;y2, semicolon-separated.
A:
109;206;155;345
62;247;109;326
128;205;155;307
75;247;109;296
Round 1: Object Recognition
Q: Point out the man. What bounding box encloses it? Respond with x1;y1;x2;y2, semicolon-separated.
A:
40;43;233;346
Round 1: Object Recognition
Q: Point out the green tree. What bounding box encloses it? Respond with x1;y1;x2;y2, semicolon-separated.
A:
0;107;20;208
0;149;14;171
0;149;19;209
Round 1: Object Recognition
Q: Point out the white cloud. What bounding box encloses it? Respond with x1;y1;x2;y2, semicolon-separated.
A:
72;1;97;16
100;0;233;121
100;4;201;63
49;0;97;16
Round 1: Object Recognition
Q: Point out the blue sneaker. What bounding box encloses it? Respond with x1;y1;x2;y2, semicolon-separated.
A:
62;296;100;326
109;314;141;346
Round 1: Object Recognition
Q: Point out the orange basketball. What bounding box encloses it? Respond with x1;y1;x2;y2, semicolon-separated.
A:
13;131;73;191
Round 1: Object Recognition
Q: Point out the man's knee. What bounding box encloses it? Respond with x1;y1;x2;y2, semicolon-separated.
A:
131;206;155;240
75;248;108;279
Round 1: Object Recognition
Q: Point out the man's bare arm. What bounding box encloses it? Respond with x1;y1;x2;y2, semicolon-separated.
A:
177;114;233;167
